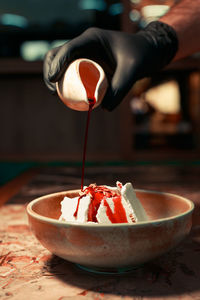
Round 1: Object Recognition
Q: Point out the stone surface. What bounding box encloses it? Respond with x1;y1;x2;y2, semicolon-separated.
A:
1;165;200;299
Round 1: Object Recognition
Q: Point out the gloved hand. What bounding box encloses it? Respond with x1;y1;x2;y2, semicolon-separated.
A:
43;21;178;111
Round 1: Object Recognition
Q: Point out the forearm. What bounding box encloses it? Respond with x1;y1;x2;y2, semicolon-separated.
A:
160;0;200;61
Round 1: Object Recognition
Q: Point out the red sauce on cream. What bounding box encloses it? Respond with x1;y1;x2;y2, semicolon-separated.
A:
80;98;95;191
74;184;130;223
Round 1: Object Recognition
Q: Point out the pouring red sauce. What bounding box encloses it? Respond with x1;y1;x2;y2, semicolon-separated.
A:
79;61;100;191
74;62;130;223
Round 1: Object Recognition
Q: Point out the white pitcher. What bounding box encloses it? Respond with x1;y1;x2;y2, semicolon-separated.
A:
56;58;108;111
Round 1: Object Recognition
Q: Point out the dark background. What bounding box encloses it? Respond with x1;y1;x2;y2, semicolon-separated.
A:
0;0;200;185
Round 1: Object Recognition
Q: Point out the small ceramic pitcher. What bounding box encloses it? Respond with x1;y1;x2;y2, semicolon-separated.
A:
56;58;108;111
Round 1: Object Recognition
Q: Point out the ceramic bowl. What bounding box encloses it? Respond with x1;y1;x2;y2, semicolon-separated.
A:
27;189;194;273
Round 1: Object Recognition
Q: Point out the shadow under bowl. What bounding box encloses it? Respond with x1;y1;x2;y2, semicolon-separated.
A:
27;189;194;273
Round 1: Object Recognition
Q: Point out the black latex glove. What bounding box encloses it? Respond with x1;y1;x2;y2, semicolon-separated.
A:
43;21;178;111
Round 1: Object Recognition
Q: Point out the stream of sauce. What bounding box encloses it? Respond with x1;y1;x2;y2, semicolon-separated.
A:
74;62;129;223
74;106;130;223
81;98;95;191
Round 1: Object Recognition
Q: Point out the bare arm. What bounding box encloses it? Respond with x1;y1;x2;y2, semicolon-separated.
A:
160;0;200;61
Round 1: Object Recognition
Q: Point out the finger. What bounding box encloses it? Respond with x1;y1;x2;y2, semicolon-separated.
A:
48;28;114;82
48;31;99;82
43;80;57;94
43;47;60;92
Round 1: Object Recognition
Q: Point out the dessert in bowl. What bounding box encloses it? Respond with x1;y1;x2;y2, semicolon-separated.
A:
59;182;149;224
27;185;194;273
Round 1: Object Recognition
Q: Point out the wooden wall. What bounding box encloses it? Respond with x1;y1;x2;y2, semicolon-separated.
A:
0;59;129;161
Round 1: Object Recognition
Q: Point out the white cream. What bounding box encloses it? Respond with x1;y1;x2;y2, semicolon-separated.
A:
59;195;90;222
121;183;148;222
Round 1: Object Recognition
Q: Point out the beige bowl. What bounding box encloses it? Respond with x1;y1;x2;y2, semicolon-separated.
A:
27;189;194;273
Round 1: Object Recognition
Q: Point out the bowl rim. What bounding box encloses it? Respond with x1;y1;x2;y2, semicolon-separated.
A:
26;189;194;228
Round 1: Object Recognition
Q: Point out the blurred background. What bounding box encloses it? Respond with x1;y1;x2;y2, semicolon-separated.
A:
0;0;200;184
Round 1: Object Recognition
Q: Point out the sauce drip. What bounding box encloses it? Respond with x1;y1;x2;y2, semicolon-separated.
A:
74;184;129;223
103;198;128;223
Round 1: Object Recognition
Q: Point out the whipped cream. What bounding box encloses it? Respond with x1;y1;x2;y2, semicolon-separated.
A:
59;182;148;224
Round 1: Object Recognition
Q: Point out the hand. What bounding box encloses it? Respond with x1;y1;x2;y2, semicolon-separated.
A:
43;21;178;111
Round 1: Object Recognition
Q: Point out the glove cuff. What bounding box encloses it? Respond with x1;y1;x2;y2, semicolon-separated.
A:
142;21;178;68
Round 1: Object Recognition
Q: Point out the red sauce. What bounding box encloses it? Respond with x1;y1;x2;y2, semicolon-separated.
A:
79;61;100;100
103;197;128;223
74;184;130;223
73;193;84;218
